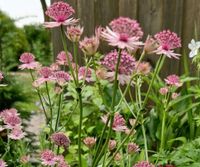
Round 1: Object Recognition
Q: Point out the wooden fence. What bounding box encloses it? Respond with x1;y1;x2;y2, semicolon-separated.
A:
51;0;200;75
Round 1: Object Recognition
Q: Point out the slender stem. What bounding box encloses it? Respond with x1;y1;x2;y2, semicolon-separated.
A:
143;55;165;107
141;124;149;161
45;82;53;134
29;70;48;122
60;26;77;85
160;109;166;152
77;88;83;167
55;92;62;131
73;42;79;81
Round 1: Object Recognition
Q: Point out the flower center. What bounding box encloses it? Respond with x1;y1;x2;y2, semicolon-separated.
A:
119;34;129;42
162;44;170;51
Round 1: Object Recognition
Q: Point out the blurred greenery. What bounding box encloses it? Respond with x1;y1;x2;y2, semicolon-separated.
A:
0;10;52;71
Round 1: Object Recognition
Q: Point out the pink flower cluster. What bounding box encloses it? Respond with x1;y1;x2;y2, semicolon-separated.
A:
154;30;181;59
133;161;155;167
0;72;3;81
50;132;70;148
0;108;25;140
56;51;73;66
19;52;40;70
41;150;69;166
66;26;84;42
83;137;96;148
78;66;93;82
44;2;78;28
128;142;140;154
0;160;7;167
102;112;128;132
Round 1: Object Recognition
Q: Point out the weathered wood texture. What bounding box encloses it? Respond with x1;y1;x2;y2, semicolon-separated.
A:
51;0;200;75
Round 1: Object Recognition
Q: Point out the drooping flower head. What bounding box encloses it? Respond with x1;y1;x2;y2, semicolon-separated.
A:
133;161;154;167
109;17;143;39
54;71;70;86
164;74;182;87
109;140;117;151
78;66;92;82
66;25;84;42
154;30;181;59
51;132;70;148
101;112;128;132
56;51;73;66
101;50;136;85
8;127;25;140
101;17;143;50
128;142;140;154
41;150;56;166
83;137;96;148
44;2;78;28
19;52;40;70
0;160;7;167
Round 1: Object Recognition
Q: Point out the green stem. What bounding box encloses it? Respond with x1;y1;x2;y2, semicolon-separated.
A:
73;42;79;81
55;92;62;131
143;55;165;107
29;70;48;121
77;88;83;167
60;26;77;85
160;109;166;152
141;124;149;161
45;82;53;134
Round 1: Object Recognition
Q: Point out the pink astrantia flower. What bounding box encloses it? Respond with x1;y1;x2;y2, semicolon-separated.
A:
164;74;182;87
56;51;73;66
54;71;71;86
0;72;3;81
50;132;70;148
172;92;180;99
0;108;19;120
154;30;181;59
55;155;70;167
19;52;40;70
44;2;78;28
133;161;154;167
128;142;140;154
101;112;128;132
78;66;92;82
135;62;151;75
109;17;143;39
41;150;56;166
83;137;96;148
0;160;7;167
109;140;117;151
101;17;143;50
33;67;55;87
8;127;25;140
66;25;84;42
144;35;159;54
159;87;169;95
101;50;136;85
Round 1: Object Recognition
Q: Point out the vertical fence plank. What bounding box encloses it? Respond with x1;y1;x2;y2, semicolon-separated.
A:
119;0;138;19
137;0;163;70
162;0;184;76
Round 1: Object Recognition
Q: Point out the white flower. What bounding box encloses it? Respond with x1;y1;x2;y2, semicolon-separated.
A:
188;39;200;58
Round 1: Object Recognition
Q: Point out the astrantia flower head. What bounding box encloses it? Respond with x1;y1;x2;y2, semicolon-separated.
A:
128;142;140;154
102;112;128;132
4;115;21;128
33;67;55;87
56;51;73;66
144;35;159;54
51;132;70;148
101;17;143;50
8;127;25;140
133;161;154;167
79;36;99;56
164;74;182;87
83;137;96;148
135;62;151;75
109;17;143;39
44;2;78;28
54;71;70;86
19;52;40;70
188;39;200;58
101;50;136;85
78;66;92;82
0;159;7;167
159;87;169;95
55;156;70;167
172;92;179;99
41;150;56;166
109;140;117;151
66;25;84;42
154;30;181;59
